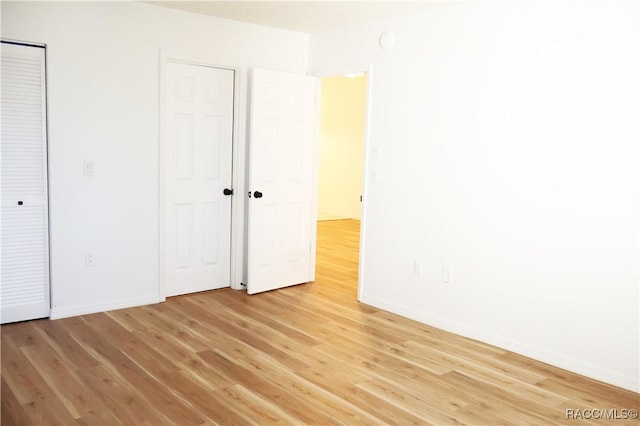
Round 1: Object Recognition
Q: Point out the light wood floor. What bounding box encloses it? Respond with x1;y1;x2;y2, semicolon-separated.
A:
2;220;638;425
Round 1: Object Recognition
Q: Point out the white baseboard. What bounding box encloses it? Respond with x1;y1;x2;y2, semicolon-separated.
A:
359;294;639;393
50;294;162;320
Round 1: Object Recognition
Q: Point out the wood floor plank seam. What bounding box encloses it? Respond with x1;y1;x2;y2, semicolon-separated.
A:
2;219;638;425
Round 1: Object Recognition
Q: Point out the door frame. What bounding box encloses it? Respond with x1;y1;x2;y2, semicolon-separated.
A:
158;51;244;300
312;64;374;302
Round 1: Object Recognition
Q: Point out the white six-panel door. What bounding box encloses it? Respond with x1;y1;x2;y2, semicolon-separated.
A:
164;62;234;297
1;42;51;323
247;69;319;295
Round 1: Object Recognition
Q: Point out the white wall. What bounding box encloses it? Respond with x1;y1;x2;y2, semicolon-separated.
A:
311;2;640;392
3;0;638;393
318;75;367;220
1;1;308;318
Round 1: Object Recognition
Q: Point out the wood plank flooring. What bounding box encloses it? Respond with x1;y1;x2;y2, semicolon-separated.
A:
2;219;638;425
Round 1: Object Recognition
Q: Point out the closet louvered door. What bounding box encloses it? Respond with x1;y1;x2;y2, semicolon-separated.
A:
1;41;50;323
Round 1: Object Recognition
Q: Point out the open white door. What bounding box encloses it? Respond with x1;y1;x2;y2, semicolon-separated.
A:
247;69;319;295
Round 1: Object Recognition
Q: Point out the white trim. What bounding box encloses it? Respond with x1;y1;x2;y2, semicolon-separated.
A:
50;295;161;320
360;294;640;393
229;61;246;291
309;77;322;281
312;63;371;79
42;43;52;318
357;65;374;304
1;38;46;48
311;64;374;303
159;51;169;301
158;50;244;299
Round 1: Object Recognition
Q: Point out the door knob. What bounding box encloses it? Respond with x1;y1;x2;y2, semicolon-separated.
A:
223;188;233;196
253;191;263;199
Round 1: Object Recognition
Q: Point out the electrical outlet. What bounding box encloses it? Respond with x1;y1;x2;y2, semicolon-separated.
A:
85;252;96;267
372;145;381;161
442;265;452;283
84;160;95;177
413;260;423;278
371;168;380;183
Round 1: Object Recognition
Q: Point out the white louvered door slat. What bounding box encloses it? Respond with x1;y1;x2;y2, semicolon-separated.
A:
1;42;50;324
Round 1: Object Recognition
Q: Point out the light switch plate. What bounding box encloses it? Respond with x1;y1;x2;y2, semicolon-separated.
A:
84;160;95;177
85;252;96;267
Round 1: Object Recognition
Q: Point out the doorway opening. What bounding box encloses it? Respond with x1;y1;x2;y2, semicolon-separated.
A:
316;72;369;299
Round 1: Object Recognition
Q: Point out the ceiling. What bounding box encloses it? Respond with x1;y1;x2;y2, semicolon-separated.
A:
146;1;440;33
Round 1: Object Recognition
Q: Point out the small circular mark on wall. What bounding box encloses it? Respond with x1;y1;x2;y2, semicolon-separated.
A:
379;31;396;50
